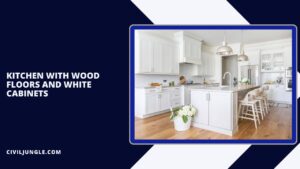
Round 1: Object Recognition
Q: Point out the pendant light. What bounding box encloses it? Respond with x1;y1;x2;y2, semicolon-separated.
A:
216;31;233;55
238;30;249;61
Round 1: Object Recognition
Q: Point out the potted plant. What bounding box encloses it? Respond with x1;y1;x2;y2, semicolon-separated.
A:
170;105;196;131
240;77;250;85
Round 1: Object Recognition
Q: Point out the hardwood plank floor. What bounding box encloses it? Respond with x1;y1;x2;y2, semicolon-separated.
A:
135;106;292;140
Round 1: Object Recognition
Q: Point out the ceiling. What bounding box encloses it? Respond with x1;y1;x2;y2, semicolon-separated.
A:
139;29;292;46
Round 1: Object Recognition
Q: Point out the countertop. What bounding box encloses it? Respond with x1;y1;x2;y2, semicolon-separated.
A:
190;85;260;93
135;85;182;89
135;83;220;89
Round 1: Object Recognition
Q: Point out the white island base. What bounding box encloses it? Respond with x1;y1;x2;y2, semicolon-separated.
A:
191;85;259;136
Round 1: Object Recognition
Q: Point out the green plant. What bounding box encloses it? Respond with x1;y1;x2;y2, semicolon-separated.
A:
170;105;196;123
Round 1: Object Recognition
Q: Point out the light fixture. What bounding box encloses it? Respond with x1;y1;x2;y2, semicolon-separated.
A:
238;30;249;62
216;31;233;55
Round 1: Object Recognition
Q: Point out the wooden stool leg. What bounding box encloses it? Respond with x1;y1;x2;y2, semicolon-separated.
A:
238;104;242;118
265;99;269;114
252;105;258;129
253;104;260;125
259;101;264;120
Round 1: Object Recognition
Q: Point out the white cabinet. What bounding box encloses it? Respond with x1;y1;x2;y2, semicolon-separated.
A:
209;92;232;130
261;49;285;72
190;90;236;135
175;32;202;64
284;45;292;67
135;87;183;118
170;87;182;108
159;92;171;111
197;51;215;76
191;91;209;125
264;84;292;104
145;93;159;115
138;38;154;73
135;32;179;75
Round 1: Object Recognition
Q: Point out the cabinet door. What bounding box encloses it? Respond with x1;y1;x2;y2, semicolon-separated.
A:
161;44;172;74
153;42;163;73
145;93;159;114
191;91;209;125
209;92;232;130
284;45;292;67
159;92;170;111
171;45;179;74
139;38;154;73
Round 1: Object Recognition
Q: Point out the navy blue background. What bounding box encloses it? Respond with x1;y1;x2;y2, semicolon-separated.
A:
0;1;298;168
0;1;152;168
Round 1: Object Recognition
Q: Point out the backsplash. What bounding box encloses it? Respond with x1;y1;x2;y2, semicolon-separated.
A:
135;74;179;87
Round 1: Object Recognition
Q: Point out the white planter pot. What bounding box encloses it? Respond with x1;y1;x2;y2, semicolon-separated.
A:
173;116;192;131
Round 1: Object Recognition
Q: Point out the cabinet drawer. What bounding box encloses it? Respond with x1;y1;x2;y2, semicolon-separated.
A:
171;98;182;107
171;92;181;99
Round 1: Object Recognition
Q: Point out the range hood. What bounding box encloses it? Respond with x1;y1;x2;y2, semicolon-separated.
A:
175;31;202;65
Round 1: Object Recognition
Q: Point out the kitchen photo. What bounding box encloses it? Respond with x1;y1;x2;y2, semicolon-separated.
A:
130;26;296;143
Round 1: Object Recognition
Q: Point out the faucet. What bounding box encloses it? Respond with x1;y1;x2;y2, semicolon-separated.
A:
223;72;232;88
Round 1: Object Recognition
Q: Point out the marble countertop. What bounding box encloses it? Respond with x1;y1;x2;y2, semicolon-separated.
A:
135;83;220;89
135;85;182;89
190;85;261;93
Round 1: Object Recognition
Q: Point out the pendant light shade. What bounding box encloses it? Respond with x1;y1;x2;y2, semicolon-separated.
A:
238;30;249;62
238;51;248;61
216;31;233;55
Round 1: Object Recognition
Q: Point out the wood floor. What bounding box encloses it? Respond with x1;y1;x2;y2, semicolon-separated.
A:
135;106;292;140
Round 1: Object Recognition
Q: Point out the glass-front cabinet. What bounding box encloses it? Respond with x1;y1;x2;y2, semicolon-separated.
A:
261;49;285;72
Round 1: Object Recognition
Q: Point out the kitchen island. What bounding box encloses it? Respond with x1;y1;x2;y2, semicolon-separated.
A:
190;85;260;136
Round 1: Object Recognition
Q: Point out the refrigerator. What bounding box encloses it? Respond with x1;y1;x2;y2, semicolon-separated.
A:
240;65;260;85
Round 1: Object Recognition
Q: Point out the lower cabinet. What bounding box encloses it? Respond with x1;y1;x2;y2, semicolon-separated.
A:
191;90;236;135
135;87;182;118
264;84;292;104
145;93;160;115
209;92;232;130
191;91;209;125
159;92;171;111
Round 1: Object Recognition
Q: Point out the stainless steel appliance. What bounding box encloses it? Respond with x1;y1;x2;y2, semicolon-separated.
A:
286;67;292;77
240;65;260;85
285;67;292;91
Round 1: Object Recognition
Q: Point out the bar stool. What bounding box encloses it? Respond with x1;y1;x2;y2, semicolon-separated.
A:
256;86;269;114
238;90;261;129
251;88;266;119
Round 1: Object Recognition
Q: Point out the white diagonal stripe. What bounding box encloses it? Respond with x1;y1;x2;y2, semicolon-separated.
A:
276;144;300;169
131;0;248;24
132;145;251;169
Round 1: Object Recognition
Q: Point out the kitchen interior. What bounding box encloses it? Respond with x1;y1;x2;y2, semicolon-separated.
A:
134;29;292;140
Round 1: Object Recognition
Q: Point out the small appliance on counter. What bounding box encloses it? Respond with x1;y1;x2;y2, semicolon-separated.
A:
162;80;168;87
285;67;292;91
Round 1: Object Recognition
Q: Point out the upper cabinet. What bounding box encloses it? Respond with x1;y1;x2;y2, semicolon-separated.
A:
135;32;179;75
260;48;285;72
284;45;292;67
175;31;202;65
197;50;215;76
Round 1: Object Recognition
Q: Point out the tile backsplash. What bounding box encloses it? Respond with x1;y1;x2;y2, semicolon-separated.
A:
135;74;179;87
